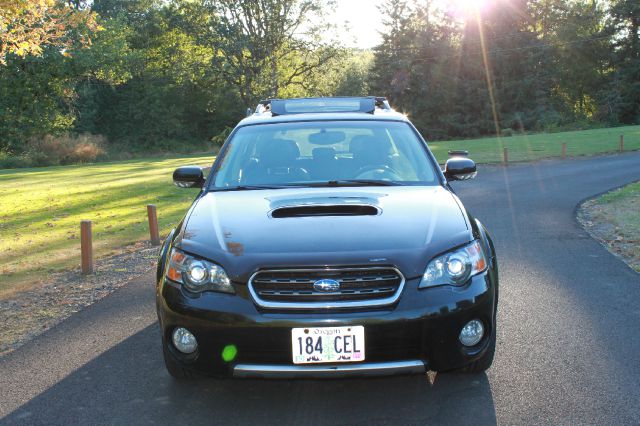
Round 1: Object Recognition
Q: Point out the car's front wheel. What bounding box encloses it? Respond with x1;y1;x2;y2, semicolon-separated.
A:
459;328;496;373
162;343;196;380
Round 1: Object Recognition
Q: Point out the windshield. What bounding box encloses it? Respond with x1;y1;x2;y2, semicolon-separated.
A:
211;120;439;189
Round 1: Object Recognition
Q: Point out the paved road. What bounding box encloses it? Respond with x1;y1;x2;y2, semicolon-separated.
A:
1;152;639;425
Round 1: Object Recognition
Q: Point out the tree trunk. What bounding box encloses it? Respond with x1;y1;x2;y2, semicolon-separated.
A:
271;57;278;98
632;15;639;59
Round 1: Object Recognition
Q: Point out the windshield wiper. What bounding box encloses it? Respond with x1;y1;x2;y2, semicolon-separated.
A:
214;180;402;191
213;184;293;192
315;180;403;187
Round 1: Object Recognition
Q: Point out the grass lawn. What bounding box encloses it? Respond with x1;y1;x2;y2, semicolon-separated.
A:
0;154;214;298
579;182;640;272
1;124;639;297
428;125;640;163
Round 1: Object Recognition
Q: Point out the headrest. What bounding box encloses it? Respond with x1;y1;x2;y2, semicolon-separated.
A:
312;147;336;161
257;139;300;166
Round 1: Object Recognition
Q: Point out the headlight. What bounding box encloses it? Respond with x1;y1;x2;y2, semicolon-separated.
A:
419;240;487;288
166;248;234;294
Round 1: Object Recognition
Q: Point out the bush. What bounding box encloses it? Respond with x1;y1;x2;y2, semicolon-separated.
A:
500;128;514;137
24;134;106;166
211;127;233;147
0;152;32;169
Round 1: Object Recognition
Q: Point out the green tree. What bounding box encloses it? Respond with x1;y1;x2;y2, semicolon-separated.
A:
0;0;99;64
371;0;416;105
607;0;640;123
208;0;339;104
0;50;77;151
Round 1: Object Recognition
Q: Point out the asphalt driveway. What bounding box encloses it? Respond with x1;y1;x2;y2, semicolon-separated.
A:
1;152;639;425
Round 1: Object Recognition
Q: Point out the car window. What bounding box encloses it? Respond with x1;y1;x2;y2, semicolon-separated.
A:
211;120;438;188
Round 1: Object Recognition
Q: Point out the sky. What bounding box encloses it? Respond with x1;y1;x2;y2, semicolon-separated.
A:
332;0;386;49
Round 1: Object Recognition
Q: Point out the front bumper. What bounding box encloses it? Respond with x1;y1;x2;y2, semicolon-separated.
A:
156;270;497;378
233;360;426;379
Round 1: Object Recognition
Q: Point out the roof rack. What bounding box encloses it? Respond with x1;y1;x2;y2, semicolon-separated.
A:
253;97;392;117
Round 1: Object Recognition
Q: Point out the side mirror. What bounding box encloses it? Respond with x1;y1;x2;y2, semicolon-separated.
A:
447;150;469;158
173;166;205;188
444;157;477;181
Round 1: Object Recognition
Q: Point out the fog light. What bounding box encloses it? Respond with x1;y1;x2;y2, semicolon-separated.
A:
172;327;198;354
459;320;484;347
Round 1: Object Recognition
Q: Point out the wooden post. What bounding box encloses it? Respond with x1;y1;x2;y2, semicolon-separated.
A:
561;143;567;159
619;134;624;152
503;147;509;165
81;220;93;275
147;204;161;246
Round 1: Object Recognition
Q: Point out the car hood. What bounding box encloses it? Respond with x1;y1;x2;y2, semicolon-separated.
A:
176;186;472;280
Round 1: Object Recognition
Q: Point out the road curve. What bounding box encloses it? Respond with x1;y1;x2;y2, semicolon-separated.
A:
1;152;639;425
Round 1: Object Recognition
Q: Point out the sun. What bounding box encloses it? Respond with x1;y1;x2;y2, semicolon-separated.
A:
439;0;493;18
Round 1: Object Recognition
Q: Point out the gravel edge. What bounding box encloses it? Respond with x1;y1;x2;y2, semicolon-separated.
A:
0;242;159;356
577;197;640;274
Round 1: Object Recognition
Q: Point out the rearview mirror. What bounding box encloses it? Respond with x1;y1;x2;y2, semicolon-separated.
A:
308;130;346;145
444;157;477;181
173;166;205;188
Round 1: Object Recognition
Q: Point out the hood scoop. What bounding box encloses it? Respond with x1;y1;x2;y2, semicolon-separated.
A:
271;204;380;218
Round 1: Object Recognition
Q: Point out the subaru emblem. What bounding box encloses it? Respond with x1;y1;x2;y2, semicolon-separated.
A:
313;279;341;293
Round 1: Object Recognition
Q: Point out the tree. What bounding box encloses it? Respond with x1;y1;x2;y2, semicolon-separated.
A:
0;0;99;64
607;0;640;123
207;0;339;104
371;0;416;105
0;47;77;151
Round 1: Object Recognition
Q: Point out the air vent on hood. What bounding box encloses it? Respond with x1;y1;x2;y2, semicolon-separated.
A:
271;204;380;218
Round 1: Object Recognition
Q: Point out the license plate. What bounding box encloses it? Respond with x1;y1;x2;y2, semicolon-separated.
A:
291;326;365;364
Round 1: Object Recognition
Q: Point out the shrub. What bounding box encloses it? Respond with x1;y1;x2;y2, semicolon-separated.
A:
69;134;107;163
211;127;233;147
24;133;106;166
500;128;514;137
0;152;32;169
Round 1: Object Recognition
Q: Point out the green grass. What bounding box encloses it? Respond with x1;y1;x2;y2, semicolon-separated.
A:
428;125;640;163
1;124;639;297
598;181;640;205
0;154;214;297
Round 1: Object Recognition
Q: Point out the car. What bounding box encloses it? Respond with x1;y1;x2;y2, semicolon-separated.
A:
156;97;498;379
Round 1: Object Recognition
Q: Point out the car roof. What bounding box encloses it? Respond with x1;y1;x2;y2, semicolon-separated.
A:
236;97;410;127
237;110;409;127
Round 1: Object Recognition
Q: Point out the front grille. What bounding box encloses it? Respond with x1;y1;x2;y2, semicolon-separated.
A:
248;267;405;309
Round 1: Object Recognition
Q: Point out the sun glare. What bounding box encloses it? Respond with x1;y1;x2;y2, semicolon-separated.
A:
332;0;496;48
441;0;493;19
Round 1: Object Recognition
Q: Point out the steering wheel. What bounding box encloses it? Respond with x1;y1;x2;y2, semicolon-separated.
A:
354;164;403;181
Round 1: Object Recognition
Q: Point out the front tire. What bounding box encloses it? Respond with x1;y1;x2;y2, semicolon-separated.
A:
459;328;496;373
162;343;196;380
437;321;496;374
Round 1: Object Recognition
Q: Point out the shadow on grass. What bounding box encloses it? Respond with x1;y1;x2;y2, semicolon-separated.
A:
0;182;196;233
0;157;215;185
4;324;496;425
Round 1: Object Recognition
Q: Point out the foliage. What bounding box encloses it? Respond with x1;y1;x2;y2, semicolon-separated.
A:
0;50;77;151
25;133;106;166
208;0;340;103
0;0;100;64
0;0;639;168
607;0;640;124
372;0;640;140
211;126;233;147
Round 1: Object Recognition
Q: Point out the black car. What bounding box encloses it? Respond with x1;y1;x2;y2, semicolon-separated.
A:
156;97;498;379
